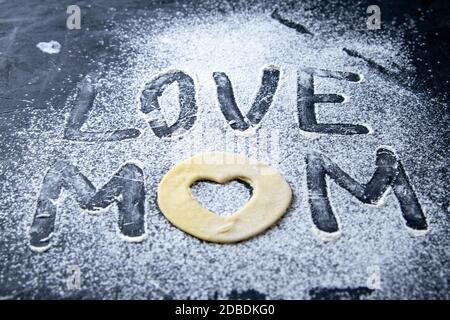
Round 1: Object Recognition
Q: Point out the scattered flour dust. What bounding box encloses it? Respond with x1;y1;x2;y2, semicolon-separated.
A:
36;40;61;54
0;1;448;299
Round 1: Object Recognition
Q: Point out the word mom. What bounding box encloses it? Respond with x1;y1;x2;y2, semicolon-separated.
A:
29;147;427;252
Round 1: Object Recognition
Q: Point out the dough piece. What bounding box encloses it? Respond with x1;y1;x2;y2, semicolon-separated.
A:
157;152;292;243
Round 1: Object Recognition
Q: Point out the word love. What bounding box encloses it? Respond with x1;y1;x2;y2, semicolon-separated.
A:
63;66;369;142
29;147;428;252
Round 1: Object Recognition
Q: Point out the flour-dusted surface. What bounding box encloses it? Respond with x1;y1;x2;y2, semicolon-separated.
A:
0;0;449;299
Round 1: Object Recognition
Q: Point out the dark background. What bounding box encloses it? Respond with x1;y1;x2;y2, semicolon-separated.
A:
0;0;448;300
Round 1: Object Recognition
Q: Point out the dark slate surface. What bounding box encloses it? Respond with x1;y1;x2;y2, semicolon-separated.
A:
0;0;448;299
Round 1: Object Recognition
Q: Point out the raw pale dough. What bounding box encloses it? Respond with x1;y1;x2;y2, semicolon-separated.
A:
157;152;292;243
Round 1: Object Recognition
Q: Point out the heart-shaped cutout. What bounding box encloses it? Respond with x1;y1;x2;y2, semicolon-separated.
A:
157;152;292;243
190;179;253;216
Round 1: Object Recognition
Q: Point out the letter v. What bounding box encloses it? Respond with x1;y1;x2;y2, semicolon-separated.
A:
213;66;280;131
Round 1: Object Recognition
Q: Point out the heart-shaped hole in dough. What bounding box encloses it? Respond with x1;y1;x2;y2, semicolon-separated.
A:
158;152;292;243
190;179;253;216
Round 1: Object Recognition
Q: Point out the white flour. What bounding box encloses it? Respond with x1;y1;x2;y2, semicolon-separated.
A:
0;1;448;299
36;41;61;54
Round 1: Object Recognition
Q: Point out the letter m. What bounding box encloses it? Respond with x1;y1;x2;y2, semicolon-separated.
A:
306;148;427;235
29;161;146;252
